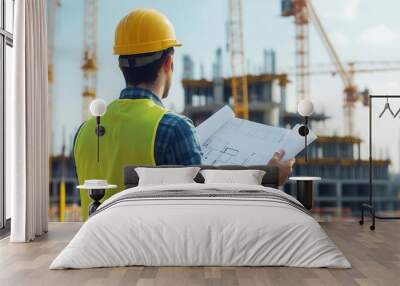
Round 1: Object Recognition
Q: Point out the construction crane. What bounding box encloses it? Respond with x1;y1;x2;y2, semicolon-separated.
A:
47;0;61;155
82;0;98;120
281;0;367;135
227;0;249;119
47;0;61;220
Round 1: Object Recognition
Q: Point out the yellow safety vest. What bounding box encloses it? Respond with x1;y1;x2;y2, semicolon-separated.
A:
74;98;167;220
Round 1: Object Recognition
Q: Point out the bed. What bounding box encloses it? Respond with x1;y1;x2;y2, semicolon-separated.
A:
50;165;350;269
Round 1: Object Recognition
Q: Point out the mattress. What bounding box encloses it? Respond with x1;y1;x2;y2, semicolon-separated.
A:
50;183;351;269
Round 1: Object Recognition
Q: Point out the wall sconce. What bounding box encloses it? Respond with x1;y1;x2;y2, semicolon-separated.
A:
89;99;107;162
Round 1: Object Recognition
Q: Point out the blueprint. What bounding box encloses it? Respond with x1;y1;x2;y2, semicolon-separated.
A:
196;106;317;165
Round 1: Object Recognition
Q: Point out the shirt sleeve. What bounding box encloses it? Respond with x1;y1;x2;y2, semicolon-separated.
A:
154;112;203;166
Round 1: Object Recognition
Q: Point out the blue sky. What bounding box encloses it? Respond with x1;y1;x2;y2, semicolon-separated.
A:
52;0;400;171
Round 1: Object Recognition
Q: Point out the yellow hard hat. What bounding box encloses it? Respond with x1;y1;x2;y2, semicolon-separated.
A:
113;9;182;55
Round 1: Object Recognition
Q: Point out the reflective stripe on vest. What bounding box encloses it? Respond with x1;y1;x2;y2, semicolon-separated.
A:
74;98;167;220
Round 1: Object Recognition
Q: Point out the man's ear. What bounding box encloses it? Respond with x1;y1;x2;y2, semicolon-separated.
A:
162;55;173;73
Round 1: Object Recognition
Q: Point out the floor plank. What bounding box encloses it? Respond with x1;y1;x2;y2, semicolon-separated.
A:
0;222;399;286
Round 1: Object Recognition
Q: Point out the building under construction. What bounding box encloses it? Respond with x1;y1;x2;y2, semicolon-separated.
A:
181;48;399;221
287;137;399;220
182;49;289;127
49;155;80;221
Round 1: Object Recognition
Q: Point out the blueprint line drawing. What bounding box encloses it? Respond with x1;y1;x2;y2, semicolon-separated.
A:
196;105;317;166
202;138;257;165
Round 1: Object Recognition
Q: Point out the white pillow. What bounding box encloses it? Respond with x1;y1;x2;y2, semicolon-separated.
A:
200;169;266;185
135;167;201;186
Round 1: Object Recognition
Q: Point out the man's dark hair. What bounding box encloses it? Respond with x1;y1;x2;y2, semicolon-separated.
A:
119;47;174;86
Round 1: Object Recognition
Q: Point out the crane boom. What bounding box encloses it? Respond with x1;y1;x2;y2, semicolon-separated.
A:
228;0;249;119
286;61;400;76
305;1;351;88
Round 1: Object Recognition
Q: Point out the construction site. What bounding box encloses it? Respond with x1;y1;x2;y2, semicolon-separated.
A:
47;0;400;221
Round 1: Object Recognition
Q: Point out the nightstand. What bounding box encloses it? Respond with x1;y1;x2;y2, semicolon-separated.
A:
289;176;321;210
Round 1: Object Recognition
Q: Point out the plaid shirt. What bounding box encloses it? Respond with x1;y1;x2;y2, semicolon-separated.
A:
119;87;203;165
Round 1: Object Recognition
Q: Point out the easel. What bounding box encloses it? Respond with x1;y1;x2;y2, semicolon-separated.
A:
360;94;400;230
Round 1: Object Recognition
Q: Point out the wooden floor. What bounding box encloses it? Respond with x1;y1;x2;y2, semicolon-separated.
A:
0;222;399;286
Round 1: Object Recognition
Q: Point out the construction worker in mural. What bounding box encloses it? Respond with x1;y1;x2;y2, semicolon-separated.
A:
73;9;294;220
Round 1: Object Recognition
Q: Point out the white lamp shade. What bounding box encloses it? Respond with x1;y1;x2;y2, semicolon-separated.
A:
297;99;314;117
89;99;107;117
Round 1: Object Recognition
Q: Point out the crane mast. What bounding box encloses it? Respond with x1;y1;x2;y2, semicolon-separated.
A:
47;0;60;155
82;0;98;120
227;0;249;119
294;0;310;101
282;0;310;101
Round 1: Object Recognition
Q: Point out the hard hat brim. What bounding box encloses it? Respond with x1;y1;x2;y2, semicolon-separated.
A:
113;39;182;56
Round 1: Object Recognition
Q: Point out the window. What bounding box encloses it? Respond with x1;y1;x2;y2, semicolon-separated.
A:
318;183;336;198
0;0;14;232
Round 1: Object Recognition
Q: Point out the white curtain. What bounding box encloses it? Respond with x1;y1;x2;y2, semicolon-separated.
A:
8;0;49;242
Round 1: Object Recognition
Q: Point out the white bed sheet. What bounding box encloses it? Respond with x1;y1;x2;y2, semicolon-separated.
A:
50;183;350;269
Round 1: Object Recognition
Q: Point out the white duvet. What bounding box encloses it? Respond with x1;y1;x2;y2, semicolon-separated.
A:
50;183;351;269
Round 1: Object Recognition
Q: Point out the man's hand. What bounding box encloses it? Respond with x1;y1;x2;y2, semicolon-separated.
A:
267;150;295;186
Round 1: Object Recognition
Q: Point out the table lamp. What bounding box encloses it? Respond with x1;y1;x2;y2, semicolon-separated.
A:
297;99;314;162
89;99;107;162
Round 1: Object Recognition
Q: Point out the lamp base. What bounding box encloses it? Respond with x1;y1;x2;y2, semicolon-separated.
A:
289;176;321;210
296;180;313;210
88;189;105;215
